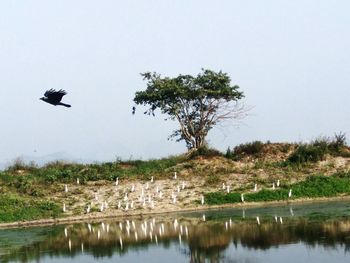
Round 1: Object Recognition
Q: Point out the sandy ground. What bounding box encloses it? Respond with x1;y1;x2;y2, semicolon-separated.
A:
2;171;350;229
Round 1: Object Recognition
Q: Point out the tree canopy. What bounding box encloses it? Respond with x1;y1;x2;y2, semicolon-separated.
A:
133;69;248;150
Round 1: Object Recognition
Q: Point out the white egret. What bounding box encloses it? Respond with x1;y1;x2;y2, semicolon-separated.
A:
63;203;66;213
201;195;204;205
288;189;292;198
256;216;260;225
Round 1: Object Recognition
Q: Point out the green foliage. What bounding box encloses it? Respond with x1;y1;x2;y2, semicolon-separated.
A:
189;146;223;159
288;133;349;164
204;192;242;205
0;194;61;222
204;175;350;205
133;69;245;150
288;144;327;164
228;141;264;160
6;158;38;173
225;147;234;159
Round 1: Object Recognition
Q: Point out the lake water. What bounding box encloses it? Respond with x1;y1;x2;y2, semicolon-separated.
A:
1;200;350;262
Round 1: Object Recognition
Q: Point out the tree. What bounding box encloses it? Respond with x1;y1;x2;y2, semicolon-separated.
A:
133;69;248;150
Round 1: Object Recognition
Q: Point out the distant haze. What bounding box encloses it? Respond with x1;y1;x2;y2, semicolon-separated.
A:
0;1;349;169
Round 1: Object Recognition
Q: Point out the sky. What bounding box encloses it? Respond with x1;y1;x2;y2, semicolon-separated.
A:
0;0;349;167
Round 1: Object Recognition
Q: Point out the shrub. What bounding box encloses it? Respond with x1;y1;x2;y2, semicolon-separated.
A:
228;141;264;160
288;145;327;164
189;146;223;159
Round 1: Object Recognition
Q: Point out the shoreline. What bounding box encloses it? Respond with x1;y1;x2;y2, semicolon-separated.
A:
1;195;350;229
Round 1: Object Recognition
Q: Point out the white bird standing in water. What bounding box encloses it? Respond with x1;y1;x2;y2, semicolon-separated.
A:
256;216;260;225
241;193;245;202
288;189;292;198
202;214;206;221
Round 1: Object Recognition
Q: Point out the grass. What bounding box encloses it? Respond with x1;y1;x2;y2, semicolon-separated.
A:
204;174;350;205
2;155;185;185
0;194;62;222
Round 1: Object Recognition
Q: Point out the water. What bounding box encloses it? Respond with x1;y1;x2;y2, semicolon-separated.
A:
1;200;350;263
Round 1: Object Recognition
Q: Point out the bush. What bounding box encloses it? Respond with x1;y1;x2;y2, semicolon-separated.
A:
228;141;264;160
189;146;223;159
6;158;37;173
288;132;349;164
288;145;327;164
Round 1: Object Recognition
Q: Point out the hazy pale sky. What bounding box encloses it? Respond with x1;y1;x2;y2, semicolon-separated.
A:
0;0;349;166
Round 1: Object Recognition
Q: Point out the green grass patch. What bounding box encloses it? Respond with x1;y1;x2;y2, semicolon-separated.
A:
0;194;62;222
204;175;350;205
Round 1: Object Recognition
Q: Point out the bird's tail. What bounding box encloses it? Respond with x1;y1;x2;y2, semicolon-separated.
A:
58;102;71;108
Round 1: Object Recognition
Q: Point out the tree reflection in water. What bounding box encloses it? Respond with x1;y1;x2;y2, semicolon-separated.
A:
1;208;350;262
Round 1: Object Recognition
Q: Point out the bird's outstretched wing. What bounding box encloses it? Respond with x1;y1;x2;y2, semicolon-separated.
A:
44;89;67;103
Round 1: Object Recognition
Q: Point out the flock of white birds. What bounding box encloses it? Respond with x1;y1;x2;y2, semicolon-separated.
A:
61;173;293;217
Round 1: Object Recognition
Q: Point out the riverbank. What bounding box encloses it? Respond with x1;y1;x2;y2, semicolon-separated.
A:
1;142;350;228
1;195;350;229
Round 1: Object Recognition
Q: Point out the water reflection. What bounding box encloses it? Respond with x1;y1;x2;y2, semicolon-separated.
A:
1;201;350;262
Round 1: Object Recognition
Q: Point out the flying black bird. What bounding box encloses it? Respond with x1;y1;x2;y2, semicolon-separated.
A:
40;89;71;107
